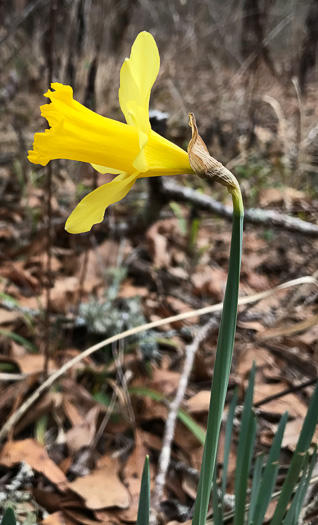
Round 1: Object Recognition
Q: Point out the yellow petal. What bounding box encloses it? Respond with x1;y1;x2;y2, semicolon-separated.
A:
65;172;139;234
28;83;140;172
119;32;159;173
119;32;159;130
91;164;122;174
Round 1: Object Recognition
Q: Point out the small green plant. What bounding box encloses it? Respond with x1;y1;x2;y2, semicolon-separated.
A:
134;371;318;525
0;509;16;525
211;366;318;525
137;456;151;525
78;267;160;361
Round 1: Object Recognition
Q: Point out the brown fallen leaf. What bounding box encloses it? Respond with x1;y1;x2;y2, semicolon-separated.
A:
65;508;116;525
138;430;163;452
174;418;204;449
33;485;65;511
260;417;318;452
254;383;308;419
14;392;63;436
259;187;309;208
236;345;276;377
281;417;318;450
0;439;68;491
167;521;191;525
146;218;180;268
12;353;57;375
47;276;80;313
192;266;227;300
117;430;149;523
119;279;148;298
149;367;181;396
68;454;130;510
165;296;199;324
65;406;100;455
0;261;40;291
0;308;21;324
257;313;318;341
185;391;211;414
146;225;170;268
42;511;66;525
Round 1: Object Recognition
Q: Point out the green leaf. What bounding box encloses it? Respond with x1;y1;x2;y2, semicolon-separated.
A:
0;329;37;353
137;456;150;525
251;411;288;525
221;388;237;517
212;461;222;525
1;508;16;525
282;446;317;525
234;363;257;525
169;201;187;235
270;380;318;525
248;453;264;524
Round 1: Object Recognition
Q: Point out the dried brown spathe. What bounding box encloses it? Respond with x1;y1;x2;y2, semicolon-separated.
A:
187;112;239;196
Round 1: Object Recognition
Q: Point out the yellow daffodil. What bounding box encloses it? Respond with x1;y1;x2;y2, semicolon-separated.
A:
28;31;194;233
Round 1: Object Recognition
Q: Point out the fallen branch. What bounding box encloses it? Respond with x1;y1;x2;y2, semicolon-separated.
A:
163;181;318;237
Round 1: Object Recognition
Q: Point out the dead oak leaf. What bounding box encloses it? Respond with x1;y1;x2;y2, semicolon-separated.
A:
65;406;100;455
68;455;130;510
0;438;68;491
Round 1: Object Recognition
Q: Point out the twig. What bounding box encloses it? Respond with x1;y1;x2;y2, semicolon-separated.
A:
254;377;317;408
43;0;57;379
0;276;316;442
150;316;219;523
163;181;318;237
231;13;293;85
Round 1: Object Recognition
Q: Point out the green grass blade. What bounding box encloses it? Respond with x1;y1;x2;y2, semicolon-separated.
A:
1;509;16;525
234;414;257;525
137;455;150;525
281;454;308;525
270;380;318;525
221;389;238;513
0;329;37;354
234;363;256;525
248;453;264;524
129;386;206;445
283;446;317;525
252;411;289;525
212;461;222;525
177;409;206;445
192;206;243;525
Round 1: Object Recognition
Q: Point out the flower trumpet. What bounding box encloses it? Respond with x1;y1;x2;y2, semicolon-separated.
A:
28;31;194;234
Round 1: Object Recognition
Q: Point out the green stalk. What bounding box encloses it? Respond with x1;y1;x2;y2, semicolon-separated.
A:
192;191;244;525
137;456;150;525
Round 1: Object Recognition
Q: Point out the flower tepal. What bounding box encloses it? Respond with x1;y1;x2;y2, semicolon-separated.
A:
28;31;193;234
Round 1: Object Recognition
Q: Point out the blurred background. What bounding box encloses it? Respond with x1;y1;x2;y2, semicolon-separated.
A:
0;2;318;524
2;0;318;176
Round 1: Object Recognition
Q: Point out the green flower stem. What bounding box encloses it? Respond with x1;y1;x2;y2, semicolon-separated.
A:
192;190;244;525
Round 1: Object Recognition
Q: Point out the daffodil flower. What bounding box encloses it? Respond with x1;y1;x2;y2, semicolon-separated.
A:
28;31;194;233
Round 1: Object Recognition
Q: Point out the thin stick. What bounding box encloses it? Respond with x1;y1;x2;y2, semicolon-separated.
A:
254;377;317;408
0;276;316;441
43;0;57;379
151;316;219;523
164;181;318;237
